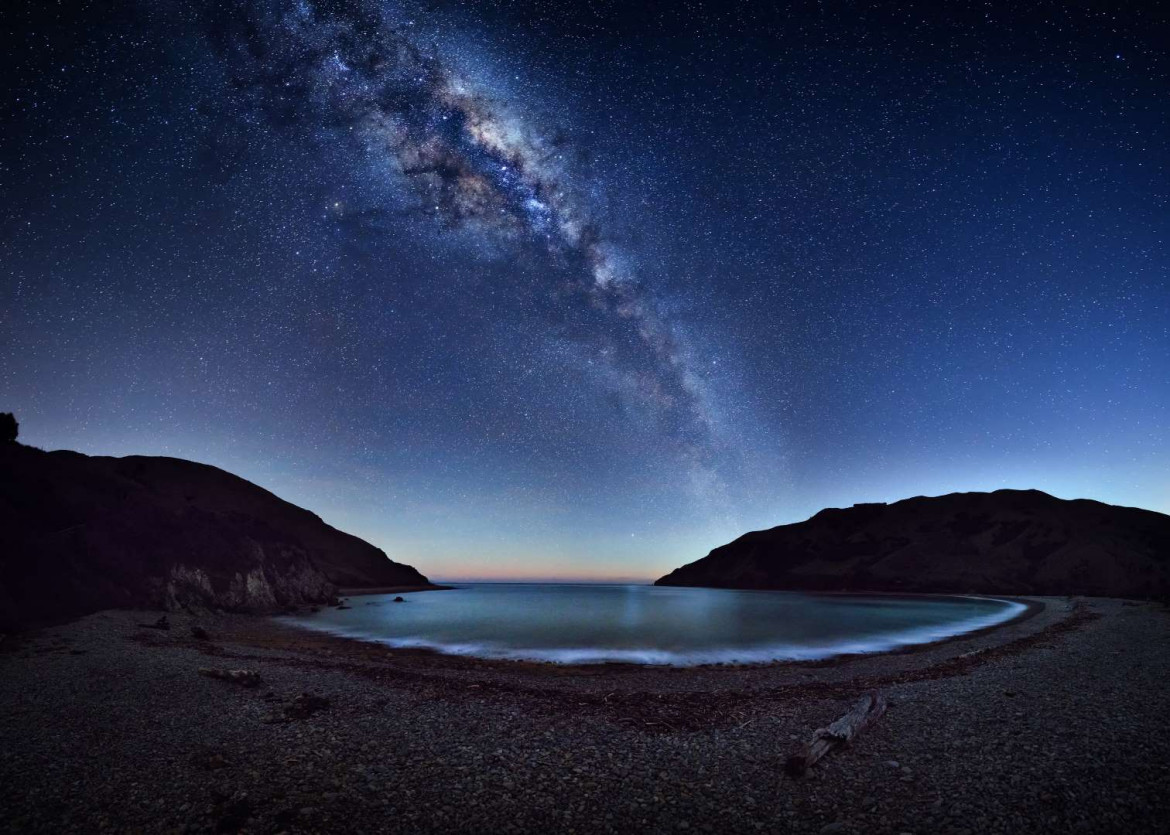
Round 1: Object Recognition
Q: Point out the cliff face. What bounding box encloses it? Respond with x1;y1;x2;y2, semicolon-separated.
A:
0;444;435;628
655;490;1170;597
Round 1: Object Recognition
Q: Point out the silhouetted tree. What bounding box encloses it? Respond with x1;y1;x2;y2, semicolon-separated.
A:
0;412;17;443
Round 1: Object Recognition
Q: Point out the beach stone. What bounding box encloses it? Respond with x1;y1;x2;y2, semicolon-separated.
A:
284;694;330;720
216;798;251;833
189;750;229;771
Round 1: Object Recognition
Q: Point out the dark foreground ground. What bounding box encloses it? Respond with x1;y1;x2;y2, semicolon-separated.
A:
1;596;1167;834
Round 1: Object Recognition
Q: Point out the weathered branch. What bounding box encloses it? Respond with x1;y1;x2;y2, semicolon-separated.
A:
198;668;261;688
784;691;887;777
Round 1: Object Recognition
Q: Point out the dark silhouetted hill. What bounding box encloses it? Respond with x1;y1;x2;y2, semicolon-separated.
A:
0;443;436;628
656;490;1170;597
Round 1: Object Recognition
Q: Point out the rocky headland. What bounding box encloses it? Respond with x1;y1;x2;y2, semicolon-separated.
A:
0;443;437;629
656;489;1170;597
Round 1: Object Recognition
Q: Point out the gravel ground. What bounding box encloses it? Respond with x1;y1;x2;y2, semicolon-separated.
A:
1;597;1167;834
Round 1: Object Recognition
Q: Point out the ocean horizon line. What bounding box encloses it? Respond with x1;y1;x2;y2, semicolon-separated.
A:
430;577;658;586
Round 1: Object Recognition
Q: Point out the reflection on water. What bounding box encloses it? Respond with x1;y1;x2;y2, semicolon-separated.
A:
283;583;1025;665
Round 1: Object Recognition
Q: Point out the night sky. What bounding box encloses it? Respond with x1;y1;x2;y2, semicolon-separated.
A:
3;0;1168;581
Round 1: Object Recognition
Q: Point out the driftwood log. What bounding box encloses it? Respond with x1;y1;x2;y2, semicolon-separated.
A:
784;691;887;777
198;668;262;688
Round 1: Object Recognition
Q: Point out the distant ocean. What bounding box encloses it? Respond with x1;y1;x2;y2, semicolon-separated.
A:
284;583;1026;666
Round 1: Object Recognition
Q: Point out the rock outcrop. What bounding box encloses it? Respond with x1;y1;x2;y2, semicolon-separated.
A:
0;443;437;628
655;489;1170;597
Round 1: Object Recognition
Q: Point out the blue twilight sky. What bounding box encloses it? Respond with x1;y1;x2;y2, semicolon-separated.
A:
2;0;1168;581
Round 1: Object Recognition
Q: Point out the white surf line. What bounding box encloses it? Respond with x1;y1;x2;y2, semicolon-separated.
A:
278;596;1028;667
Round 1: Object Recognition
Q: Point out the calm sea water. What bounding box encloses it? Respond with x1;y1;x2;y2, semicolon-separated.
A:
283;583;1025;665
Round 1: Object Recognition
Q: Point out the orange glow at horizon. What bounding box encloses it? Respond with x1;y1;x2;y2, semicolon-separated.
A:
430;564;658;583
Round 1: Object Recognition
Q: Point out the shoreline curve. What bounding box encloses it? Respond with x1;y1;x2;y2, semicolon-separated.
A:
280;590;1041;668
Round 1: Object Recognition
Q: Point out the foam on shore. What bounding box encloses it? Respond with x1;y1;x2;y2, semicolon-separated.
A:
281;596;1027;666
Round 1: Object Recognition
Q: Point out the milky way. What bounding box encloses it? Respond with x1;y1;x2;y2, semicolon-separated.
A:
6;0;1168;579
207;0;726;491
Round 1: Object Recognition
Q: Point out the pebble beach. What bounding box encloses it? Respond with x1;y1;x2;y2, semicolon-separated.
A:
2;596;1167;834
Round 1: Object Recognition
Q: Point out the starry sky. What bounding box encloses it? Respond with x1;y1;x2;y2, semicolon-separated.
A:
3;0;1168;581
